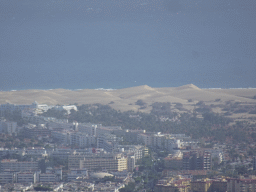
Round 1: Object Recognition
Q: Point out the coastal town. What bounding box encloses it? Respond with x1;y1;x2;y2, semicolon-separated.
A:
0;102;256;192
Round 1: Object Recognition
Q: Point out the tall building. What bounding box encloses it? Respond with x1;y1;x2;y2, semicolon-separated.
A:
182;151;212;170
253;156;256;171
153;133;165;148
183;151;197;170
137;133;153;146
127;156;135;172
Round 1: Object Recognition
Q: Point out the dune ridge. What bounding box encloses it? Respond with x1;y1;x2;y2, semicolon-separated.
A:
1;84;256;113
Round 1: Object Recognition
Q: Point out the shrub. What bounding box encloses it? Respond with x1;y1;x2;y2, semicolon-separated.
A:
135;100;146;106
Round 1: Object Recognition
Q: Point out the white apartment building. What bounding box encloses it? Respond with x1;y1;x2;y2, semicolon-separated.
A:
165;138;181;152
78;123;98;136
17;172;36;184
70;132;96;148
138;133;182;152
52;131;71;145
68;153;127;172
153;133;166;148
0;159;38;172
117;145;144;162
0;172;15;184
39;173;56;182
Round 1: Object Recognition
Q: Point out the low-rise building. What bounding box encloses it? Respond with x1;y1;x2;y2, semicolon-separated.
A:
155;176;191;192
190;178;227;192
190;179;212;192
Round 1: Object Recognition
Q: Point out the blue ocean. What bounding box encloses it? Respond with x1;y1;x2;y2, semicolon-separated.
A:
0;0;255;91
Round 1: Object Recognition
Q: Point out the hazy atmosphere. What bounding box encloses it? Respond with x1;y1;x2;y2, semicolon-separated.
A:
1;0;256;90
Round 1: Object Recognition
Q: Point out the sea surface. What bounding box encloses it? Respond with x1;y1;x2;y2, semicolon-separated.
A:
0;0;256;91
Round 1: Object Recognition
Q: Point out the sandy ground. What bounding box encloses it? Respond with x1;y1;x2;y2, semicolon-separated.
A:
1;84;256;120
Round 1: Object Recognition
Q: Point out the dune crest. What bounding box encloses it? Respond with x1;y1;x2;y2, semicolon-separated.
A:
175;84;201;90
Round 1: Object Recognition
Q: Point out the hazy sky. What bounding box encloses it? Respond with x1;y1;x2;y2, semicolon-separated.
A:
0;0;255;90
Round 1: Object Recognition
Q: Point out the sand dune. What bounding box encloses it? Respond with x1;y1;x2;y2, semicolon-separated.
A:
1;84;256;114
207;89;256;99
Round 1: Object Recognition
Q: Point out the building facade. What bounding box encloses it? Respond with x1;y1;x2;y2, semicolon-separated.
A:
68;153;127;172
1;159;38;172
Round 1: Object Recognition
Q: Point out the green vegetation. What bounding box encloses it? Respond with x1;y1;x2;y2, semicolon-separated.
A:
40;103;256;144
137;156;154;171
38;101;256;147
102;176;115;182
119;182;135;192
41;108;67;119
34;185;53;191
135;99;147;106
0;110;27;126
